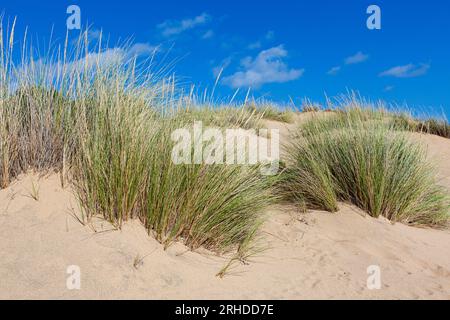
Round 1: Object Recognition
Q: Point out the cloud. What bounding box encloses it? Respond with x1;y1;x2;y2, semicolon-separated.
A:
247;31;275;50
126;43;158;58
212;57;232;78
248;41;262;50
17;43;158;85
327;66;341;75
222;45;304;88
384;85;395;92
265;30;275;40
70;29;103;46
69;48;125;71
157;13;211;37
345;51;369;65
18;48;124;78
67;44;156;72
202;30;214;39
88;29;102;41
379;63;430;78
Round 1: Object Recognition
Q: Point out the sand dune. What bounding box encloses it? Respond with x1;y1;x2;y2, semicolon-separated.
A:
0;115;450;299
1;175;449;299
1;123;449;299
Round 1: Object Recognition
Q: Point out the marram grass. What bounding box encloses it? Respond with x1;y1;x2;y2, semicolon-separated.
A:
0;21;276;266
282;106;450;226
73;109;276;254
1;19;449;279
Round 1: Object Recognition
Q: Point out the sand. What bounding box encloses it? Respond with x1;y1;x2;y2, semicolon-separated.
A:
1;119;450;299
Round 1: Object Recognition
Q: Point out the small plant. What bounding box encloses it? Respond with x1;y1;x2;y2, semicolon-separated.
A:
133;254;145;269
28;179;40;201
245;102;295;123
418;118;450;138
301;98;322;113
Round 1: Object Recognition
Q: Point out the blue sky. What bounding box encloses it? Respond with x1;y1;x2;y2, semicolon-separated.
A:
2;0;450;116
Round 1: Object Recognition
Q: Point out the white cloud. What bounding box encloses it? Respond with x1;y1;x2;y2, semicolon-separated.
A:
157;13;211;37
345;51;369;65
212;57;232;78
384;85;395;92
265;30;275;40
16;43;158;85
222;45;304;88
69;48;125;71
126;43;158;58
18;49;123;77
202;30;214;40
327;66;341;75
67;44;156;72
248;31;274;50
70;29;103;46
88;29;102;41
248;41;261;50
379;63;430;78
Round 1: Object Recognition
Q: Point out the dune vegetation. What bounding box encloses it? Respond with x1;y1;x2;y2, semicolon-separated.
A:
244;102;295;123
1;19;449;278
0;21;277;270
282;101;450;226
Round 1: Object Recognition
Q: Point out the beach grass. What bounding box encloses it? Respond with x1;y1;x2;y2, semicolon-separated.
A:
244;102;295;123
0;22;276;261
1;18;449;275
282;101;450;226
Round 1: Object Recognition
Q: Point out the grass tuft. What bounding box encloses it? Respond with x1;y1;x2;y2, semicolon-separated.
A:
282;103;450;226
245;102;295;123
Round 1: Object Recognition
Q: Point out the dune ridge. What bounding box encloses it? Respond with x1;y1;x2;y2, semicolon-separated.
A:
1;121;449;299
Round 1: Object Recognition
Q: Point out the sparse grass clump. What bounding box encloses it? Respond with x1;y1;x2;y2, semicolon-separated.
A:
301;99;322;113
416;118;450;139
245;103;295;123
174;105;262;129
283;105;450;226
317;98;450;140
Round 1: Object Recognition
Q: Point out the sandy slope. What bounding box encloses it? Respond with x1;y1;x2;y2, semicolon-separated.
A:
1;121;450;299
